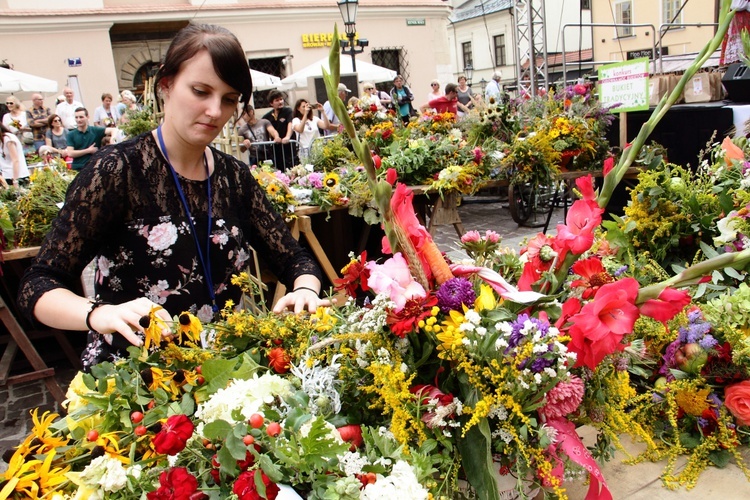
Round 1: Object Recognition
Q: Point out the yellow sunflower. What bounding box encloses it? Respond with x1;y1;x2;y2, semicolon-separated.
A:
323;172;340;189
177;312;203;344
267;183;281;196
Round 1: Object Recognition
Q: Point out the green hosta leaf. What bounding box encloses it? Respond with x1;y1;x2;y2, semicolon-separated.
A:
708;449;732;468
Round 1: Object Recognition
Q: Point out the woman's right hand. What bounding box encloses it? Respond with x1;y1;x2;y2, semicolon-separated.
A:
87;297;173;346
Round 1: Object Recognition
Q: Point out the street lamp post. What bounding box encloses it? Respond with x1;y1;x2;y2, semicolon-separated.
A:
464;64;474;85
338;0;368;72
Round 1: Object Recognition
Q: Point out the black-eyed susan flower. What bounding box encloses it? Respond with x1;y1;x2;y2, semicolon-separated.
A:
143;306;170;350
177;312;203;344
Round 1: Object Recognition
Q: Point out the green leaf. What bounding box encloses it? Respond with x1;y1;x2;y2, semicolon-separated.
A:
259;453;285;483
179;393;195;416
232;352;261;381
708;449;732;468
225;431;248;461
203;420;233;440
679;432;701;449
201;357;237;395
363;207;380;225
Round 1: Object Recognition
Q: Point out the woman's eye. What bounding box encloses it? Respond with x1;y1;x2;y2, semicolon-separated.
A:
223;97;239;106
193;88;207;96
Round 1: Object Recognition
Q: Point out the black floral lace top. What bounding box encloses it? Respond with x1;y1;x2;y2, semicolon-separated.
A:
18;133;320;357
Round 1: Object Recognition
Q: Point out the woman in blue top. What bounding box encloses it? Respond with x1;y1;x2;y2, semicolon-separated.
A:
389;75;415;125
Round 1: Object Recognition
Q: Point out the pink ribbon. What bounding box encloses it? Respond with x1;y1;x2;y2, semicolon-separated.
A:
546;417;612;500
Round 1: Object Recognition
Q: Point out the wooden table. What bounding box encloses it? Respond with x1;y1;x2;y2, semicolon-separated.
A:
1;246;71;406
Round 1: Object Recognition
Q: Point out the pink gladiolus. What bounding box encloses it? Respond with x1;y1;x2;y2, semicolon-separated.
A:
450;264;544;303
566;278;640;370
575;174;596;201
540;376;585;419
639;287;691;325
556;199;604;255
461;230;481;243
365;252;426;312
555;297;582;329
603;156;615;176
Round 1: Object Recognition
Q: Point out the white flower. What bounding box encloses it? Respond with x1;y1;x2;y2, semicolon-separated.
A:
714;213;741;245
79;455;128;493
146;222;178;251
360;461;429;500
338;450;370;476
464;310;481;325
195;373;293;425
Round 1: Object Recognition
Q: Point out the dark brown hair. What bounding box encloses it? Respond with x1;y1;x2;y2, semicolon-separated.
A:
293;98;311;120
155;24;253;106
47;114;61;127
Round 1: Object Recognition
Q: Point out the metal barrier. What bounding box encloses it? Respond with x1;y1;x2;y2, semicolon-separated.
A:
242;139;300;169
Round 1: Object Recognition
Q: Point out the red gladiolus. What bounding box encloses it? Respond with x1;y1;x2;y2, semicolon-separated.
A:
556;199;604;255
554;297;582;330
372;154;382;169
639;287;691;325
566;278;640;370
153;414;194;456
268;347;291;373
233;470;280;500
337;424;364;451
603;156;615;175
575;174;596;201
386;168;398;185
146;467;201;500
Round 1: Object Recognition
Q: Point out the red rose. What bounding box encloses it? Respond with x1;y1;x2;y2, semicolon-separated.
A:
233;470;280;500
153;414;194;456
725;380;750;426
146;467;203;500
268;347;291;374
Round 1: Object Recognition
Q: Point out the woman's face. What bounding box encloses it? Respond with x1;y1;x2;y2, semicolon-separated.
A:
103;97;112;107
161;50;241;146
5;99;16;110
51;117;62;128
297;100;308;114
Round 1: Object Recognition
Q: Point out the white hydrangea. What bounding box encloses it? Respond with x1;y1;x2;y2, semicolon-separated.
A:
360;460;429;500
79;455;128;493
195;373;293;425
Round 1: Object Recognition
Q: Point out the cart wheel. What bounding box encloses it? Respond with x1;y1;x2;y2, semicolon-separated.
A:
508;182;535;224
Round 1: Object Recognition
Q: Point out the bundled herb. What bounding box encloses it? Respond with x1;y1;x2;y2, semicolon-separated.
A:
15;168;72;247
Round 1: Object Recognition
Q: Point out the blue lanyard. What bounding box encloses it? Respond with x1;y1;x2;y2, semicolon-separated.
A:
156;126;218;313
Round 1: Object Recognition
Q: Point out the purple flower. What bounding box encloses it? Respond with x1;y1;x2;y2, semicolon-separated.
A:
613;265;629;277
506;314;550;351
436;277;476;313
699;334;718;350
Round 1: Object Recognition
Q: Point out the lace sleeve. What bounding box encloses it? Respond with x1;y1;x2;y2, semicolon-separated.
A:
17;149;128;322
230;158;322;288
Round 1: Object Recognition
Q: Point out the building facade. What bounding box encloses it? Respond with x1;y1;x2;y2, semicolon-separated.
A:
591;0;720;68
0;0;452;112
446;0;593;91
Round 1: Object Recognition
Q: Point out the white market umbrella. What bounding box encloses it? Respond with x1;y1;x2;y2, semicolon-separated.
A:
0;67;59;97
250;68;281;90
279;57;397;89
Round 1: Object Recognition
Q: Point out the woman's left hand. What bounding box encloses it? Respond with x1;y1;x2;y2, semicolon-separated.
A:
273;288;331;314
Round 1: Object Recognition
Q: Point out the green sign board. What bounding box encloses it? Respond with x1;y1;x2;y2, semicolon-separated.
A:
597;58;649;113
406;18;426;26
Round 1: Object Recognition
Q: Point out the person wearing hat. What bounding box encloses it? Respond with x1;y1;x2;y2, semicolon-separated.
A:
389;75;415;125
322;82;350;135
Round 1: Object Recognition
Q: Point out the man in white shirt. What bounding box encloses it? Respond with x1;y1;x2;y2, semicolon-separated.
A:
484;71;503;102
55;87;83;130
323;83;350;135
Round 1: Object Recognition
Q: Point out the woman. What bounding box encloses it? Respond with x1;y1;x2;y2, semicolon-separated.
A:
43;114;69;156
2;96;31;144
390;75;415;125
426;79;443;102
0;123;31;188
18;24;326;371
292;98;330;160
117;90;140;124
237;104;279;166
93;92;121;126
362;83;383;110
456;75;475;119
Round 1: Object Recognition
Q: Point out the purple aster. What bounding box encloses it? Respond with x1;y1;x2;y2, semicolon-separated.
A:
436;277;476;313
613;265;629;277
699;334;718;350
697;417;709;429
506;314;550;351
